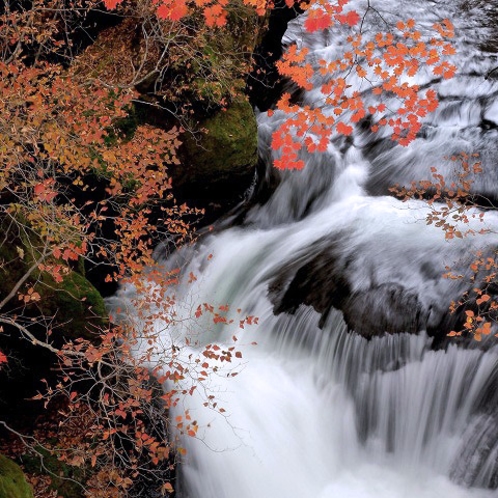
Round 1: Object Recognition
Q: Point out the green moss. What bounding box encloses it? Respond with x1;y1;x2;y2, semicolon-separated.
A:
0;240;24;300
20;449;84;498
0;215;107;343
0;455;33;498
105;102;143;146
181;96;258;183
38;269;107;340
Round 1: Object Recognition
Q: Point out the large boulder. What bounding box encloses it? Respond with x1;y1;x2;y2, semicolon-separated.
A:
71;5;264;210
0;214;107;424
0;218;106;343
178;96;258;190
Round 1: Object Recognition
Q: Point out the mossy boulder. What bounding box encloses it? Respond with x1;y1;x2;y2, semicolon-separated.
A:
0;455;33;498
0;215;107;343
20;448;84;498
37;269;107;341
0;251;106;342
72;2;266;111
71;2;263;208
178;96;258;187
0;214;107;424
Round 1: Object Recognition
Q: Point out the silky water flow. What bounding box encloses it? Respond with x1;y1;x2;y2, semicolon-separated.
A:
109;0;498;496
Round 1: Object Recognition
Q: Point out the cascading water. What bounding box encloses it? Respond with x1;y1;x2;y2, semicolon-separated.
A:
110;0;498;496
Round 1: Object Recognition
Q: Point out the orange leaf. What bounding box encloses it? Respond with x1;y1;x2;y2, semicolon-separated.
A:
304;10;332;32
162;482;174;494
103;0;121;8
336;122;353;136
204;4;227;27
337;10;360;27
157;0;188;21
356;66;367;78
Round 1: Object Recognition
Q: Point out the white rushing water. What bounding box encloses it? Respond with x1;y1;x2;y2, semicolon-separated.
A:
110;0;498;496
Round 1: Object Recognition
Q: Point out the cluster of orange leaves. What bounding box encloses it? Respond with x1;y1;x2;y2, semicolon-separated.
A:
392;153;498;341
0;59;194;287
447;264;498;342
272;13;456;168
392;153;485;241
100;0;457;170
105;0;290;26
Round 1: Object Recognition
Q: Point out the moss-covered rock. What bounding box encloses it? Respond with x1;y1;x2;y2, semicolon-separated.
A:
179;96;258;186
0;455;33;498
0;215;107;423
70;2;264;208
0;214;107;343
72;2;266;112
20;448;84;498
37;269;107;341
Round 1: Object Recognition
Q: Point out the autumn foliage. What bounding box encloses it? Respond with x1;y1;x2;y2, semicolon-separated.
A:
1;0;264;492
270;13;456;168
0;57;192;498
0;0;472;495
391;153;498;342
1;0;204;494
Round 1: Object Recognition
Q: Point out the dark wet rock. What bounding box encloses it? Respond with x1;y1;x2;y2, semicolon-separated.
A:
269;234;497;344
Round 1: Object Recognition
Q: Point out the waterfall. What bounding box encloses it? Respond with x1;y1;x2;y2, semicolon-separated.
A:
110;0;498;496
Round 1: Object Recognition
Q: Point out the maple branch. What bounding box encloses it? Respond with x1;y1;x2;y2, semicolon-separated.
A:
0;420;87;493
0;249;50;311
363;0;390;29
0;316;63;355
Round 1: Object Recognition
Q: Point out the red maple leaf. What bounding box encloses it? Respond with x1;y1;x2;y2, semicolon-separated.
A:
337;10;360;27
336;122;353;136
156;0;188;21
103;0;122;9
305;10;332;32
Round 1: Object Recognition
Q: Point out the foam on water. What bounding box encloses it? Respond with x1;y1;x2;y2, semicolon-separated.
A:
110;0;498;496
